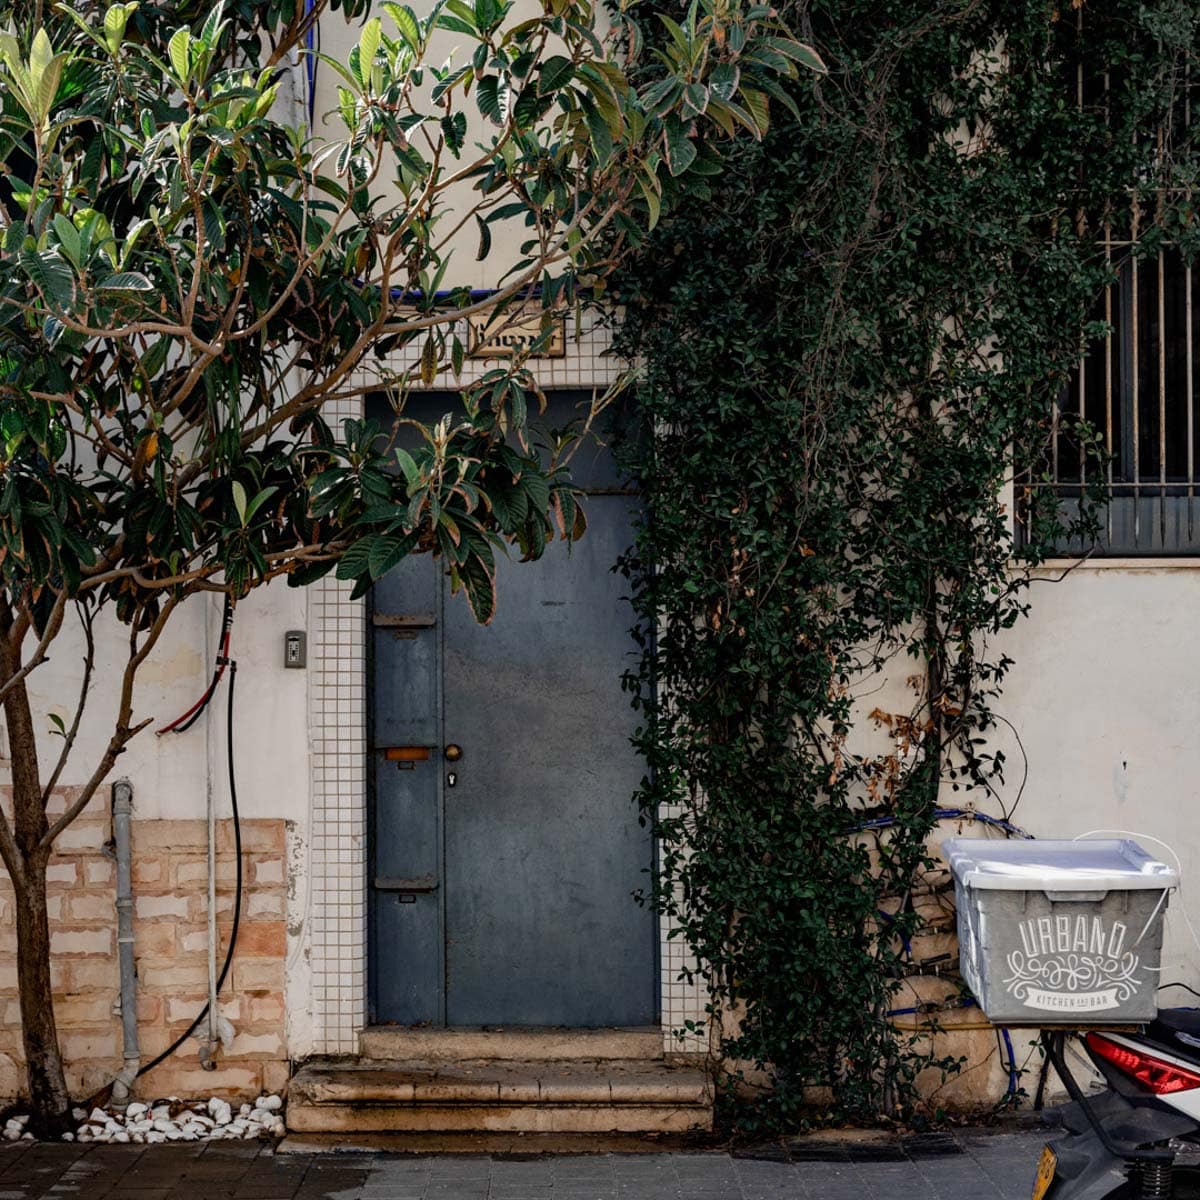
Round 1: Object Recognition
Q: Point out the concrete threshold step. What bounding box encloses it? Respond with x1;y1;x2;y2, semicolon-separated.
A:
360;1025;664;1062
287;1058;712;1135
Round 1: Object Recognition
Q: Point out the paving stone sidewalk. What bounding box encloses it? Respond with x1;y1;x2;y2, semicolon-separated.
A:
0;1130;1045;1200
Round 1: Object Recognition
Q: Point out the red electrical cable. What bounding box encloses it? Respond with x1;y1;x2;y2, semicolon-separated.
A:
156;597;235;736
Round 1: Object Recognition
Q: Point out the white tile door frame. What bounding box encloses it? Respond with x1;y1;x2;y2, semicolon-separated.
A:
304;311;706;1053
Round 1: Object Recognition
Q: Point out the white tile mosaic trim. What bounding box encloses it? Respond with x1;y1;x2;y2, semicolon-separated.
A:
307;391;368;1056
659;803;709;1054
305;313;706;1052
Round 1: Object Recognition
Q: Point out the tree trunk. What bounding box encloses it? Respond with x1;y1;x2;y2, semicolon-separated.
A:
13;854;69;1132
3;668;70;1133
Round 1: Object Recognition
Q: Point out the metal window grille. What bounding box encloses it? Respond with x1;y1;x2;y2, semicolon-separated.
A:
1029;31;1200;556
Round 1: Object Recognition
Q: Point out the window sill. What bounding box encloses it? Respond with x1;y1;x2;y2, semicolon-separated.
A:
1020;556;1200;574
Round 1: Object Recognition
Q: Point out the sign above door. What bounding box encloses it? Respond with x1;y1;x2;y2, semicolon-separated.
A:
466;310;566;359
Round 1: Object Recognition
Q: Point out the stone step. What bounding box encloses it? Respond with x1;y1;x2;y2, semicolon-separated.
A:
287;1058;712;1134
360;1025;664;1062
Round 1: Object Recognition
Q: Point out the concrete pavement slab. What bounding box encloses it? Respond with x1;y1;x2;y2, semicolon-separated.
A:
0;1129;1048;1198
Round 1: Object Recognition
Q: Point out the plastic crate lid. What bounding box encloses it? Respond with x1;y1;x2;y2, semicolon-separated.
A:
941;837;1178;891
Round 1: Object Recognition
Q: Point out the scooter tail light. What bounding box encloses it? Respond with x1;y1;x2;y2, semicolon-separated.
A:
1086;1032;1200;1096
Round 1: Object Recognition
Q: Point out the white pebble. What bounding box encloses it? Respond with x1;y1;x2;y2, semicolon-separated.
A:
72;1107;87;1121
131;1132;145;1144
163;1127;183;1141
2;1130;19;1143
77;1131;91;1143
61;1132;74;1142
152;1118;174;1133
125;1103;147;1119
249;1107;271;1123
11;1114;28;1128
19;1133;32;1142
145;1131;166;1144
238;1104;251;1117
150;1106;170;1121
112;1131;130;1143
255;1094;283;1111
88;1107;108;1125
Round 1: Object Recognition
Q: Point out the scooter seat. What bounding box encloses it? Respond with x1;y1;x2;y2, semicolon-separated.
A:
1146;1007;1200;1061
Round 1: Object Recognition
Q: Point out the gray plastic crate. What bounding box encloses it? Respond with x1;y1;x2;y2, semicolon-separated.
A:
943;838;1178;1025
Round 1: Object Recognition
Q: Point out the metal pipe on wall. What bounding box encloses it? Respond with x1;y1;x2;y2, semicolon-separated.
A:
110;778;139;1105
201;598;220;1069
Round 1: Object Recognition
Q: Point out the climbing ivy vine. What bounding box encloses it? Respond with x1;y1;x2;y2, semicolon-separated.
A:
613;0;1200;1128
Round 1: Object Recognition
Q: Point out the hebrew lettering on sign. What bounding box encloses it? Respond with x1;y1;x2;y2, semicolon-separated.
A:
466;311;566;359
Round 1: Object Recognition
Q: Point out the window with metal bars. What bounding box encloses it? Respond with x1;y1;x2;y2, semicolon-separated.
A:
1043;244;1200;556
1027;23;1200;557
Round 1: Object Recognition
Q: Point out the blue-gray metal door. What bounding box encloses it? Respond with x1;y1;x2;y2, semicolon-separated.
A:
370;395;656;1027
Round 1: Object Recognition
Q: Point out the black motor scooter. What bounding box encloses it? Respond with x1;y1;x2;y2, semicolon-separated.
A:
1036;1011;1200;1198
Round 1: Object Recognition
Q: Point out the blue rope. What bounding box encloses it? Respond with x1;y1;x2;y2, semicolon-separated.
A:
304;0;317;126
876;908;912;957
1000;1027;1019;1098
849;807;1033;839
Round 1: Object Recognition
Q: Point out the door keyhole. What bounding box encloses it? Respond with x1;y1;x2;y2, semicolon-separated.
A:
447;771;457;788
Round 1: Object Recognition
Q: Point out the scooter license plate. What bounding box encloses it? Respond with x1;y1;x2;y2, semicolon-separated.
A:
1031;1144;1057;1200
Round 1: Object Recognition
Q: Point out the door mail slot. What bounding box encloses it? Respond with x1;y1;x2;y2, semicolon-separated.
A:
374;875;438;893
373;612;436;628
383;746;431;763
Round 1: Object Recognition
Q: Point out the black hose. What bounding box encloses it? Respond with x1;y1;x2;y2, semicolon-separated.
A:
135;661;243;1079
1033;1043;1051;1110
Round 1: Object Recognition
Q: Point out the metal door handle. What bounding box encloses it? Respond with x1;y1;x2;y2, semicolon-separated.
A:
444;743;462;761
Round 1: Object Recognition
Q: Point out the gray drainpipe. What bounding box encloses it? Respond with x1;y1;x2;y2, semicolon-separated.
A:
110;778;139;1105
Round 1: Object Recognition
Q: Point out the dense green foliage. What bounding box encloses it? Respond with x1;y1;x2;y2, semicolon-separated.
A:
0;0;811;628
615;0;1199;1127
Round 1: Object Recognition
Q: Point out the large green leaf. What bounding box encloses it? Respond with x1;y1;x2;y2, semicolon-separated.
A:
20;249;76;310
167;27;191;83
383;3;421;49
358;18;381;75
537;54;575;96
663;113;698;176
476;75;503;123
96;271;154;292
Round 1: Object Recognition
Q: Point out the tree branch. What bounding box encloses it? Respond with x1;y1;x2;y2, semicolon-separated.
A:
0;592;67;712
40;595;180;850
39;602;95;807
